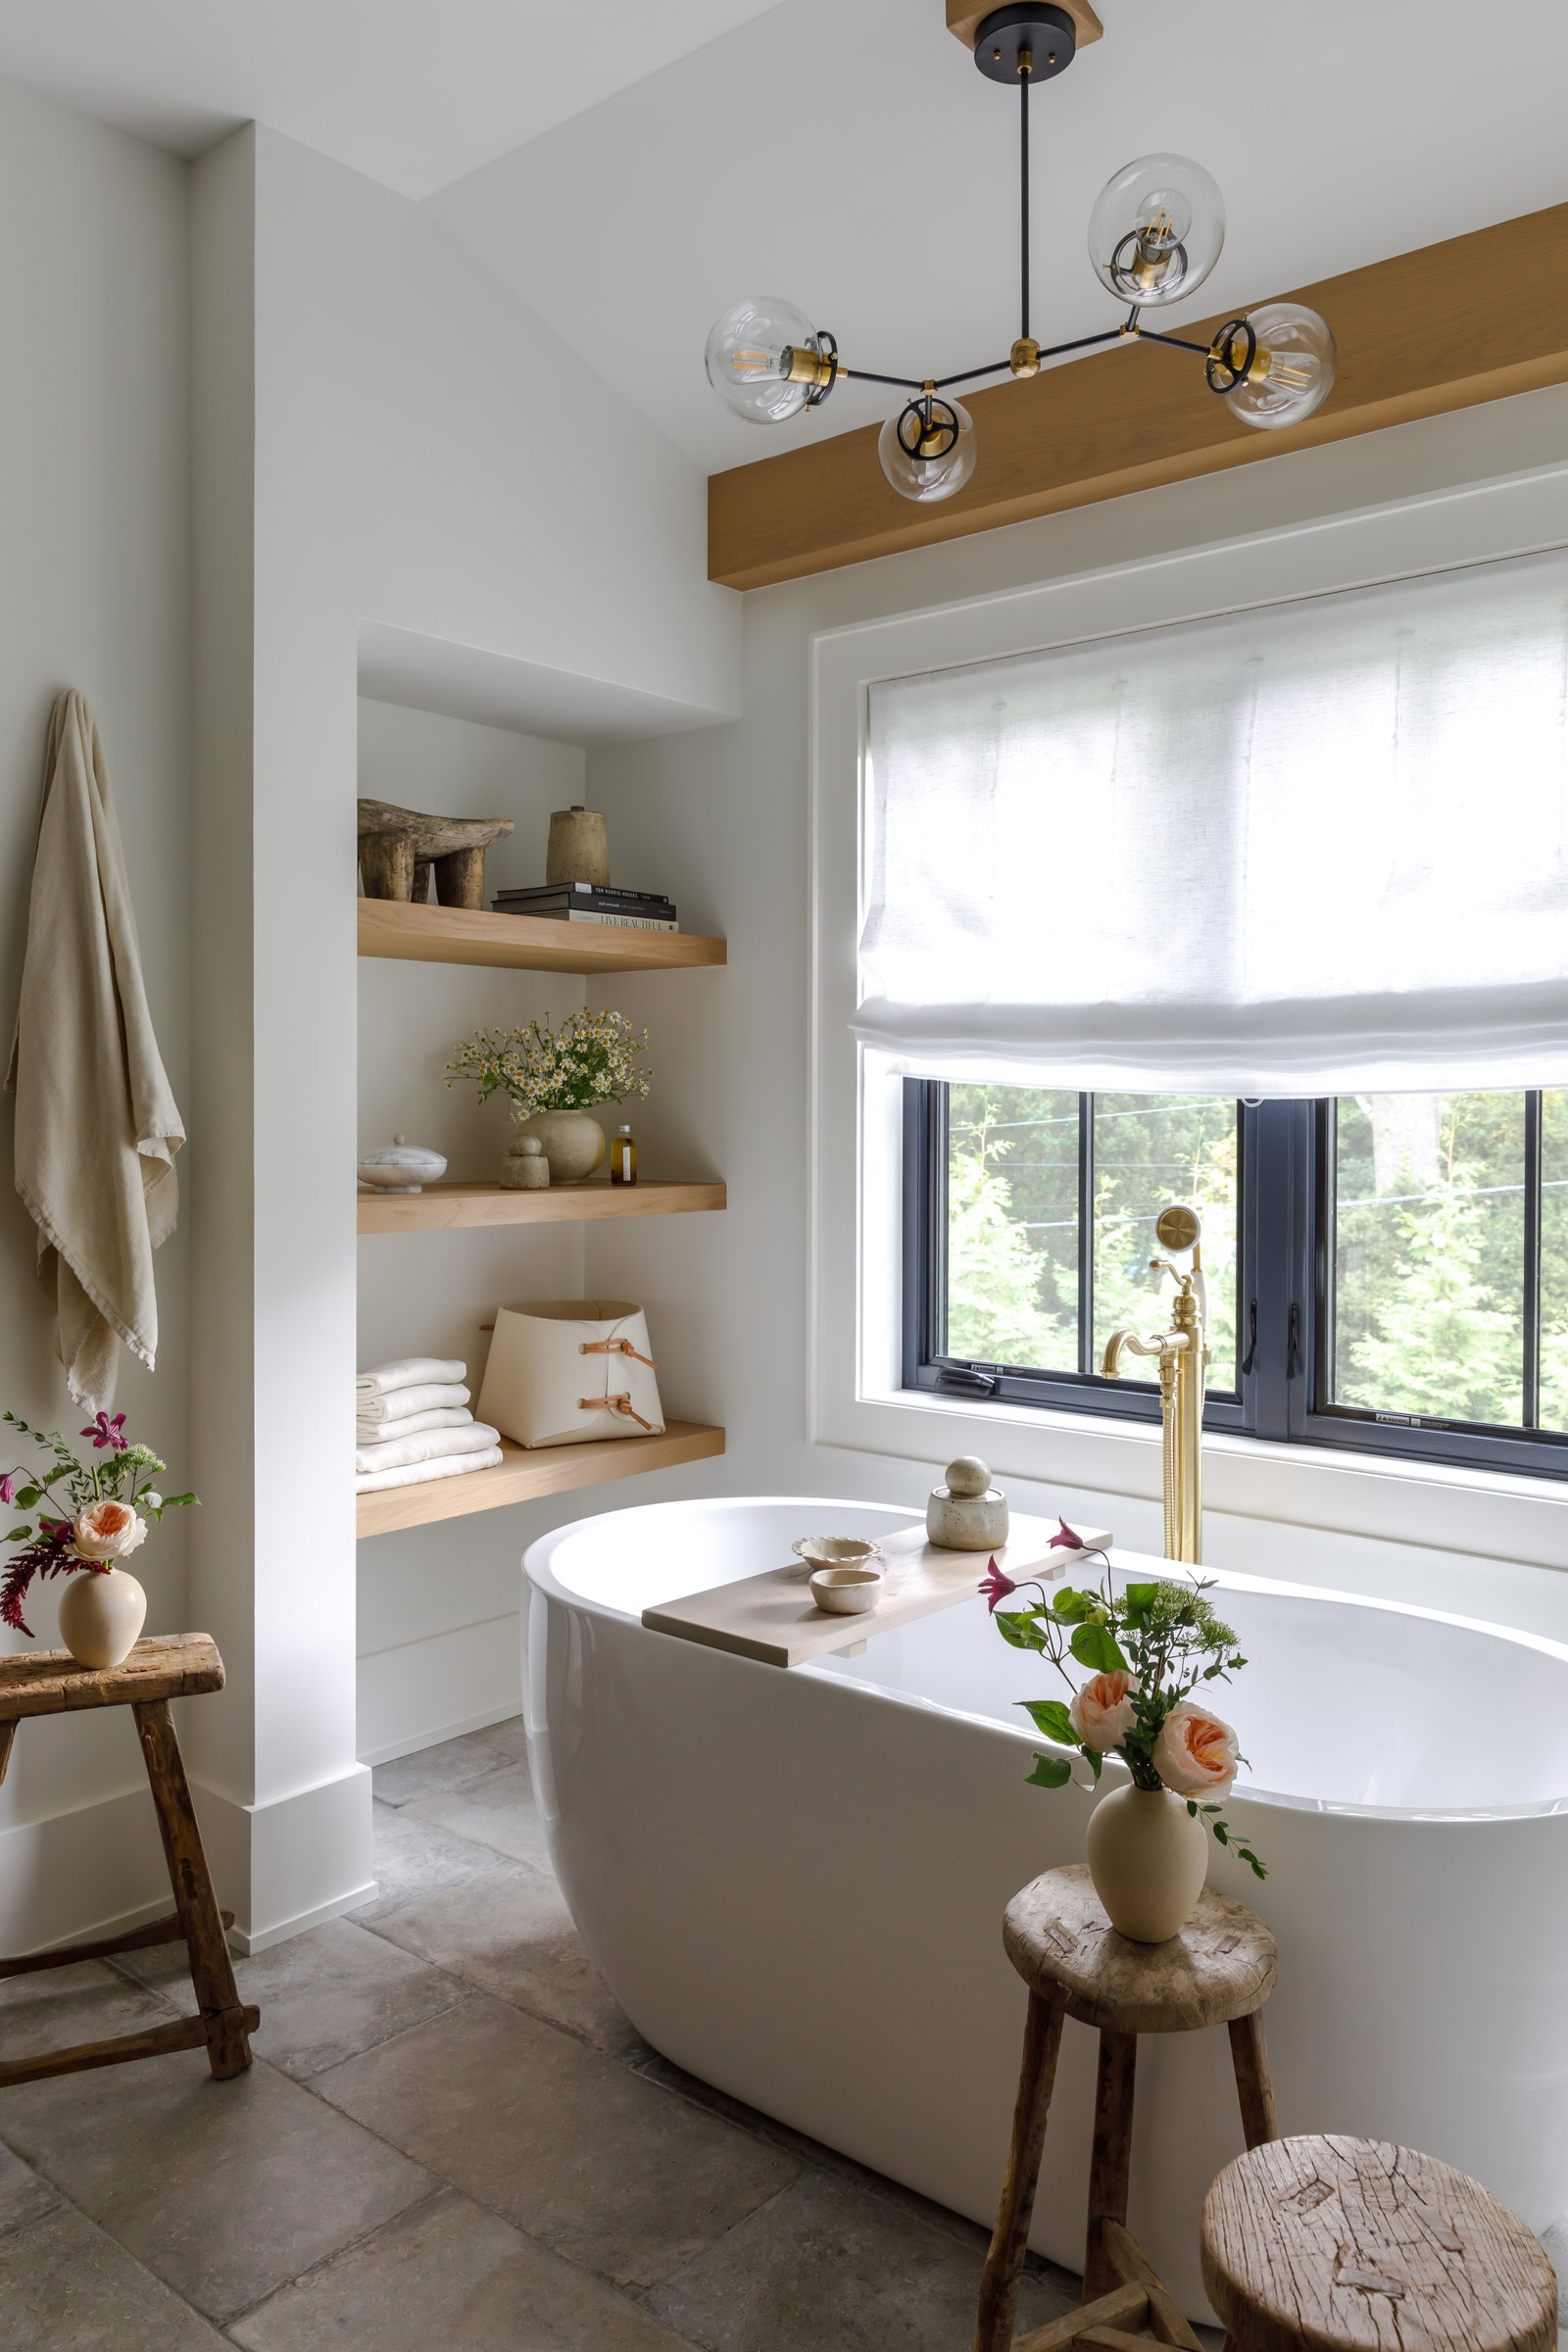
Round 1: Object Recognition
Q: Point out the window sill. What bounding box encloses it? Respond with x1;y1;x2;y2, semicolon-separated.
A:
821;1382;1568;1577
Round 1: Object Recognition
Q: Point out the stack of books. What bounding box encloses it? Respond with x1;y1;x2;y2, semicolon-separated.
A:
491;882;677;933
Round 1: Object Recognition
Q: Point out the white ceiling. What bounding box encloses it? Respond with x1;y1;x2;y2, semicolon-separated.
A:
0;0;788;199
4;0;1565;476
428;0;1568;473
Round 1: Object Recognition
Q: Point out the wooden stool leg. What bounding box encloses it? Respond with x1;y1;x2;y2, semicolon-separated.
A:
132;1699;253;2080
1083;2028;1138;2302
0;1722;17;1790
1227;2009;1279;2147
972;1992;1066;2352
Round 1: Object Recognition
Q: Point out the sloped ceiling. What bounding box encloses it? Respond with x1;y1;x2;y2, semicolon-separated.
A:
428;0;1568;472
0;0;788;198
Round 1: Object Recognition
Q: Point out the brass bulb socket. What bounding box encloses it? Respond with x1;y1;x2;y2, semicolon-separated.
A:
1009;337;1041;378
783;344;837;389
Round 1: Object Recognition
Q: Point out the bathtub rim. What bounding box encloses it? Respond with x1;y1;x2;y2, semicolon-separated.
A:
523;1495;1568;1827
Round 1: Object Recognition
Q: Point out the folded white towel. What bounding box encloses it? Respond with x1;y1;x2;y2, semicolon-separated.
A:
355;1420;498;1476
356;1381;470;1426
354;1402;472;1446
355;1446;504;1494
357;1356;466;1399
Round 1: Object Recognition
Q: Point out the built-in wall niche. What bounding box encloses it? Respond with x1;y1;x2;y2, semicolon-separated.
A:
355;694;726;1542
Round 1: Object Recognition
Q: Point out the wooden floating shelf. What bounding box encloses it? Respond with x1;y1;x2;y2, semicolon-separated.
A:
356;1421;725;1539
358;1178;727;1234
358;898;726;974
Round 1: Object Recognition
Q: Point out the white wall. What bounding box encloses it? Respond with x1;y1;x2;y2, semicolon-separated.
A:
187;125;740;1945
0;74;191;1950
588;383;1568;1640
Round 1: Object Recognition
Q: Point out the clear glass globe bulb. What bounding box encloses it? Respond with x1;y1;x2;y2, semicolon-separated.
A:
1221;303;1337;430
705;295;822;424
877;393;977;504
1087;154;1225;308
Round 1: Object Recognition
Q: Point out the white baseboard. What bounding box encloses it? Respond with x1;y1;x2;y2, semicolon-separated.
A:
0;1786;172;1957
357;1614;521;1764
190;1763;373;1952
358;1698;523;1769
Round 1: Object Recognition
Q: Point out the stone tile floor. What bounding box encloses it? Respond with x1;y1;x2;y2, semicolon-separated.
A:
0;1719;1213;2351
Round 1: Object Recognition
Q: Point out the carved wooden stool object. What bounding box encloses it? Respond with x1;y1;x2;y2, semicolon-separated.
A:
1202;2133;1557;2352
357;797;514;908
0;1635;259;2086
973;1863;1280;2352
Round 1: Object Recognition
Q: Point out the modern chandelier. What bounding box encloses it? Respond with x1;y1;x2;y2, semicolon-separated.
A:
704;2;1337;503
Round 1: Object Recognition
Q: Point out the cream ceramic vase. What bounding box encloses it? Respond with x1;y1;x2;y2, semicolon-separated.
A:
1085;1782;1207;1943
514;1108;606;1186
57;1567;147;1672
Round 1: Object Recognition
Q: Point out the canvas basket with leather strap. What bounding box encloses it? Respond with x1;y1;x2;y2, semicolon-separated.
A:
476;1298;665;1449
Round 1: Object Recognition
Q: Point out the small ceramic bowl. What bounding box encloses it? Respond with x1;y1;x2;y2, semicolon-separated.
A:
808;1565;884;1616
792;1536;881;1575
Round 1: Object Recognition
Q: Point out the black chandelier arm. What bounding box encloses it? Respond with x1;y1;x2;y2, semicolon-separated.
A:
838;367;931;391
933;361;1013;389
1137;328;1218;357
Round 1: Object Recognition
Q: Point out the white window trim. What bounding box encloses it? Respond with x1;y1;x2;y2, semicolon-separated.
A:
808;458;1568;1573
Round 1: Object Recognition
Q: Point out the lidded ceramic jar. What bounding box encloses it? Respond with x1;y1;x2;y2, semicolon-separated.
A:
926;1455;1009;1550
357;1134;448;1193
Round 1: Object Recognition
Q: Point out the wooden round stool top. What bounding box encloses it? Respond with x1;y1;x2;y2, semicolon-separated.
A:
1201;2134;1557;2352
1003;1863;1278;2034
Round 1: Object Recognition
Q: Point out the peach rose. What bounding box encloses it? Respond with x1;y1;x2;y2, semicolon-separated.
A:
74;1499;147;1562
1069;1669;1140;1752
1153;1701;1239;1797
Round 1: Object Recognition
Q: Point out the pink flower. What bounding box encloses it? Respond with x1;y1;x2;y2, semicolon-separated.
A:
0;1475;13;1507
1153;1702;1240;1797
1069;1669;1140;1752
82;1412;127;1452
978;1557;1016;1614
1050;1519;1084;1550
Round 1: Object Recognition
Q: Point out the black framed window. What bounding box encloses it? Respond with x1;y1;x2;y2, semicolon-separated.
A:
904;1081;1568;1479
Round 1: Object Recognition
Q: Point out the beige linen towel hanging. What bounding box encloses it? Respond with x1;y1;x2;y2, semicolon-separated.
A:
5;691;184;1409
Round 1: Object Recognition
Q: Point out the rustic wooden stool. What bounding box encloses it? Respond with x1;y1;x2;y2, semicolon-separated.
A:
0;1635;259;2086
1202;2134;1558;2352
973;1863;1280;2352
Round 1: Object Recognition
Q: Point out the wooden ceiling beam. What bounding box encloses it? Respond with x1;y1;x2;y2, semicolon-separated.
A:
708;201;1568;592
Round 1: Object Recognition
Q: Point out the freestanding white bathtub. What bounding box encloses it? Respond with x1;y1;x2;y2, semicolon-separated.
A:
524;1496;1568;2317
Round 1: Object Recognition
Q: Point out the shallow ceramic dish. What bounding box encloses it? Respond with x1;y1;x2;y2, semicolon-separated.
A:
792;1536;881;1575
808;1565;884;1616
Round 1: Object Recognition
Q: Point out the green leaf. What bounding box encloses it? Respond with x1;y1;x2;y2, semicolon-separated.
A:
159;1494;197;1509
5;1526;31;1544
15;1488;38;1510
1086;1747;1102;1782
1023;1753;1072;1789
1186;1799;1198;1817
1124;1582;1158;1609
1069;1622;1128;1674
1020;1699;1076;1745
1051;1588;1094;1623
1212;1822;1230;1844
994;1610;1046;1652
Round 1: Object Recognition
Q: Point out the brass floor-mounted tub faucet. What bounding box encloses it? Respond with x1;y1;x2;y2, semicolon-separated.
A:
1102;1204;1209;1565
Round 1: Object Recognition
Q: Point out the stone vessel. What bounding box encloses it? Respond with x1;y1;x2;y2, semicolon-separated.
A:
926;1454;1009;1549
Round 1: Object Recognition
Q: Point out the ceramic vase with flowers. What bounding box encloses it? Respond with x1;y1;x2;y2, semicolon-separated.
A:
447;1008;652;1186
982;1528;1265;1942
0;1410;196;1671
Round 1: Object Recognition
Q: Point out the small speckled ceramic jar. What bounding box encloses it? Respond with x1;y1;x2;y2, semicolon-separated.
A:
925;1454;1010;1549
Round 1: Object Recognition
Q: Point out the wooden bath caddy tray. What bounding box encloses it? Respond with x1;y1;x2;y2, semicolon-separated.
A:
641;1516;1112;1669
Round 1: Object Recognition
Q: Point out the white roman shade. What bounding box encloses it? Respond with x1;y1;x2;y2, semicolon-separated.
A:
857;548;1568;1095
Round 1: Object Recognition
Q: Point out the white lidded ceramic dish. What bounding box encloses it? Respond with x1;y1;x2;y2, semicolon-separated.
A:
808;1564;883;1615
792;1537;880;1575
357;1133;448;1194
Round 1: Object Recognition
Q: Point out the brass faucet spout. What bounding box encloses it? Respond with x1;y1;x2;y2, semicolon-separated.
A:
1101;1206;1209;1564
